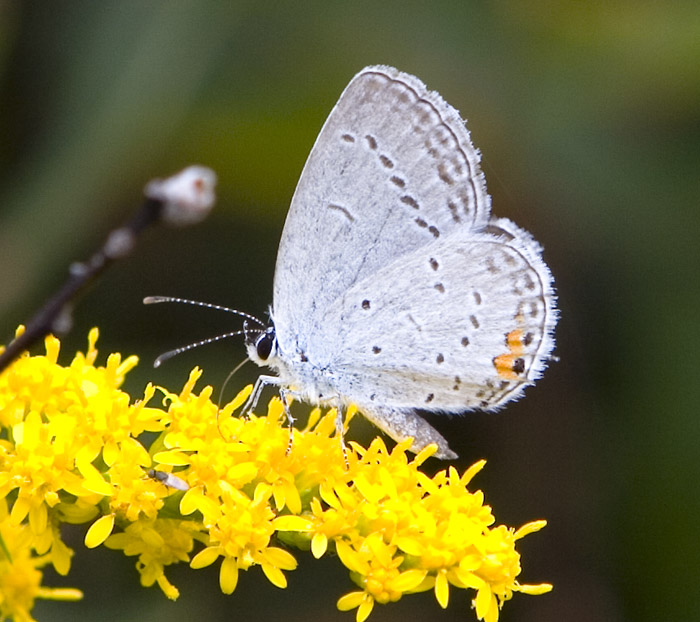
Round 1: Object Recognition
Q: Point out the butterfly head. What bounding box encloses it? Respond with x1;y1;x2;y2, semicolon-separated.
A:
244;320;277;367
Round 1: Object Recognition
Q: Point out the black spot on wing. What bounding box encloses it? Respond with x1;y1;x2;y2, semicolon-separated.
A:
327;204;355;222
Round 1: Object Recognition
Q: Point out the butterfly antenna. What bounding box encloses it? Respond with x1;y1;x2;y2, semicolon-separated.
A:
144;296;265;326
153;329;262;368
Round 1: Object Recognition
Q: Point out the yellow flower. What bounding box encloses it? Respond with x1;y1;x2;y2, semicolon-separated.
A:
0;498;82;622
104;518;200;600
0;329;551;620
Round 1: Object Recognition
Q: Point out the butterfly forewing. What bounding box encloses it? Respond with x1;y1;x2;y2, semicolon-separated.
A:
273;65;492;352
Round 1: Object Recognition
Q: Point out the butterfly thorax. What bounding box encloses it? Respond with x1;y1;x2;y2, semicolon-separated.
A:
246;323;342;406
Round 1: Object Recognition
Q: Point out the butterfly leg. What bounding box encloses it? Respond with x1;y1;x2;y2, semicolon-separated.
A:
279;387;296;456
242;374;282;416
334;401;349;468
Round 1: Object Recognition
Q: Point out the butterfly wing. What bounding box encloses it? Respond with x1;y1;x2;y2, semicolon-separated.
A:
318;218;556;458
272;65;492;353
320;218;556;410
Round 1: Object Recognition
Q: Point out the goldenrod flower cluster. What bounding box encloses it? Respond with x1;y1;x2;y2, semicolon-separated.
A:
0;328;551;621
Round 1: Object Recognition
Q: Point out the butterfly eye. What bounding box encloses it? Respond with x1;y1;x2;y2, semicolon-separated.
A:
255;329;275;361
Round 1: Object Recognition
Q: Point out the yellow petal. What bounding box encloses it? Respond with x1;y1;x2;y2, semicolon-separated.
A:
153;450;191;466
57;502;99;524
84;514;115;548
514;520;547;539
76;459;113;496
319;482;340;508
392;569;427;593
219;556;239;594
102;441;120;466
179;487;202;516
311;533;328;559
36;587;83;601
10;497;30;525
354;474;380;503
413;444;438;465
475;586;495;620
434;570;449;608
337;591;365;611
227;462;259;483
394;535;422;556
272;484;285;511
263;547;297;571
190;546;220;569
272;516;314;532
336;540;368;574
28;502;48;535
262;564;287;589
51;537;73;576
518;582;553;595
283;480;302;514
461;459;487;486
227;384;253;411
453;568;486;590
356;595;374;622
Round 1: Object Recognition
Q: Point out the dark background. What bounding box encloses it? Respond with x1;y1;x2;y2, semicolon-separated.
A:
1;2;698;621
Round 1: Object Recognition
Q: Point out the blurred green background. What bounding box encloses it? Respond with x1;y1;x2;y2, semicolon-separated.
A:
1;1;699;621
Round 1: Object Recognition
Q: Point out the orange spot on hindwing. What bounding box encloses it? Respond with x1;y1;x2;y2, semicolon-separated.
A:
493;329;527;380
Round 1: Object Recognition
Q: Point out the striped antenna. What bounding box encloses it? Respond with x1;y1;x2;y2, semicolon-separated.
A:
144;296;267;367
143;296;265;326
152;330;263;368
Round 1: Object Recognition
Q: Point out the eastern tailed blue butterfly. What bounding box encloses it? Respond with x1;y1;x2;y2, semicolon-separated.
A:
242;65;557;460
151;65;557;460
